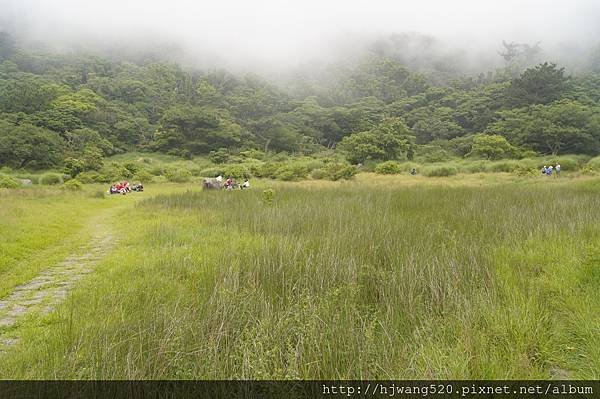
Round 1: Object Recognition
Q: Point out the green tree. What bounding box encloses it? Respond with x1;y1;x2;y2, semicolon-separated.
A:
504;62;569;107
338;118;415;163
155;105;241;154
468;134;516;160
486;100;600;155
0;121;65;169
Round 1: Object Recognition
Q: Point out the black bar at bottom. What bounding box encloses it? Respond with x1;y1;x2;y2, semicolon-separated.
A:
0;380;597;399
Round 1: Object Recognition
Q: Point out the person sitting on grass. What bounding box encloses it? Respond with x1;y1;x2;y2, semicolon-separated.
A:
225;177;233;190
541;166;547;175
546;165;553;176
242;179;250;189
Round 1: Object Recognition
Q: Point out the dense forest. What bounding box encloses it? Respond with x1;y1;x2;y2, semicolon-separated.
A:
0;31;599;173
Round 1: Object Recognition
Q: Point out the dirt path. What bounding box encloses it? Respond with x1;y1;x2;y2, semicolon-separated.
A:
0;218;115;353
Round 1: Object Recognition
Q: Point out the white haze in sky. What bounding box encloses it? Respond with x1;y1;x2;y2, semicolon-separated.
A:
1;0;599;69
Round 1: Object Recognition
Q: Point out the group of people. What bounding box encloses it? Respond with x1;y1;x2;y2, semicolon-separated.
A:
108;181;144;195
541;164;561;177
215;175;250;190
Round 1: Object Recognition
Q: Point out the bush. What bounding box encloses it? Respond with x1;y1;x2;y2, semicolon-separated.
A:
325;163;358;181
310;168;327;180
374;161;403;175
39;173;64;185
587;156;600;171
222;164;251;179
275;164;309;181
165;168;192;183
208;148;230;164
77;171;110;183
199;167;225;178
63;179;82;191
0;174;19;188
101;163;132;181
486;160;521;173
239;149;267;160
262;189;275;206
422;164;458;177
133;169;154;183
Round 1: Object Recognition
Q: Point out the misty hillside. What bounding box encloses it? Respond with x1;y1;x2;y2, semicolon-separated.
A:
0;30;599;171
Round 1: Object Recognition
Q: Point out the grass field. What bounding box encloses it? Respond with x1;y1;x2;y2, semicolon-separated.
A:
0;174;599;379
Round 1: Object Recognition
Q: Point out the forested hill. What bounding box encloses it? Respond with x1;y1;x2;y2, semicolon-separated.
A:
0;31;599;170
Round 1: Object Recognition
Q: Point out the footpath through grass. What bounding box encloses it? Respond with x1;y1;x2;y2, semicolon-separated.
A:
0;176;599;379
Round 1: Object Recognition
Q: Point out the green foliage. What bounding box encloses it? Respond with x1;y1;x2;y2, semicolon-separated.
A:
414;144;453;162
208;148;230;164
77;171;110;183
422;164;459;177
338;118;415;163
310;168;327;180
39;172;63;185
0;121;65;169
222;164;250;179
261;188;275;206
62;179;82;191
133;169;154;183
199;167;224;178
274;164;309;181
587;156;600;171
374;161;403;174
165;168;193;183
64;157;85;177
505;62;569;106
0;174;19;188
468;134;516;160
486;100;600;155
323;162;358;181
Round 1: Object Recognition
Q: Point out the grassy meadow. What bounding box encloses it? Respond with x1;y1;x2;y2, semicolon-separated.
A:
0;174;599;379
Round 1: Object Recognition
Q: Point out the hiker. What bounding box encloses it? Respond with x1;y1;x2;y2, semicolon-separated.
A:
546;165;553;176
242;179;250;189
555;164;561;177
410;168;417;176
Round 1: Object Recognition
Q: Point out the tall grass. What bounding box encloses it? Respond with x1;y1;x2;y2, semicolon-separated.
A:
1;179;599;379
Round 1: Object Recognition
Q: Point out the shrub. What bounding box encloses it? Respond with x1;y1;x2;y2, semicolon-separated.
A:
199;167;225;178
422;164;458;177
208;148;230;164
149;166;165;176
325;163;358;181
222;164;251;179
39;173;64;185
101;163;132;181
262;189;275;206
310;168;327;180
275;164;309;181
580;165;596;175
165;168;192;183
486;160;521;173
255;162;281;178
122;162;140;176
457;160;488;174
587;156;600;171
239;149;266;160
0;174;19;188
77;171;110;183
63;179;82;191
133;169;154;183
375;161;403;175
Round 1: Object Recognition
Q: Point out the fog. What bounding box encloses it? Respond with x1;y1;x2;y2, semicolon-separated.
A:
1;0;599;72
